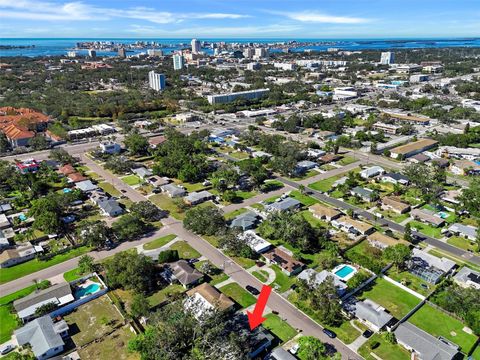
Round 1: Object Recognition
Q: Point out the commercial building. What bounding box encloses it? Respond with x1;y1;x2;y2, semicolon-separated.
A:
380;51;395;65
273;63;296;71
191;38;201;54
254;47;268;58
148;71;166;91
207;88;269;105
147;49;163;57
390;139;438;159
372;122;401;135
117;48;126;58
173;54;185;70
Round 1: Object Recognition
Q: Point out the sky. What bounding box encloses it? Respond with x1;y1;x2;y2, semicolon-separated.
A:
0;0;479;38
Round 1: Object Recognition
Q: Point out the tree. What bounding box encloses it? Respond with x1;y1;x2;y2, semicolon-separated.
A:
458;178;480;218
346;271;370;289
34;302;58;317
48;148;77;165
29;194;66;233
104;252;155;293
124;132;149;155
297;336;327;360
383;244;411;270
218;229;257;259
0;133;10;153
78;221;110;248
404;222;413;242
29;135;49;150
78;255;95;274
130;201;164;221
183;206;226;236
112;214;147;241
385;332;397;344
158;249;179;263
130;294;151;319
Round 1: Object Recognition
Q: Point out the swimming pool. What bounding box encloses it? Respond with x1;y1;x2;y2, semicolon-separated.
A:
75;283;101;298
18;214;27;221
437;211;449;219
333;264;357;281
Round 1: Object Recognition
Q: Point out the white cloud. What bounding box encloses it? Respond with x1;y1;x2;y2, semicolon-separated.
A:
279;11;370;24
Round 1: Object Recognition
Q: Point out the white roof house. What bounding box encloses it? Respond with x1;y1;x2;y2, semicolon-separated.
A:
238;231;272;253
448;223;478;241
360;166;385;179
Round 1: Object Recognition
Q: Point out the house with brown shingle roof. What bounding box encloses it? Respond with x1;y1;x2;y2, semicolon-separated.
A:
332;216;375;236
381;196;411;214
67;172;87;183
185;283;234;317
410;208;445;227
309;203;341;221
263;247;304;276
367;232;409;250
58;164;76;176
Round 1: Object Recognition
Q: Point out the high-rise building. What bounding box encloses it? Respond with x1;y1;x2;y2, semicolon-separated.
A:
148;71;166;91
243;48;254;59
147;49;163;57
67;51;77;58
118;48;126;58
173;54;185;70
254;48;268;58
87;49;96;58
191;38;201;54
380;52;395;65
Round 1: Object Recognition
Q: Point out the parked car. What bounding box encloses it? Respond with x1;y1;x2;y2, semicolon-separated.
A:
188;258;200;265
289;344;299;355
0;345;14;355
246;285;260;295
322;329;336;338
362;330;373;338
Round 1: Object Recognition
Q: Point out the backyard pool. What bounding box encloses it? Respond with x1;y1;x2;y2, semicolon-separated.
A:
75;283;101;298
333;264;357;281
18;214;27;221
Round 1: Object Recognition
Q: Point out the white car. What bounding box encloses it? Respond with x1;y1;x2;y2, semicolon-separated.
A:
289;343;300;355
0;344;15;355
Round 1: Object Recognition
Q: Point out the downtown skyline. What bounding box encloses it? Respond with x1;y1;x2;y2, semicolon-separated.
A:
0;0;480;39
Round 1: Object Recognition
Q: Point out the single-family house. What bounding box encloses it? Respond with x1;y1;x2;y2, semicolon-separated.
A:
67;172;87;183
148;176;170;188
185;283;235;317
263;247;304;276
0;213;11;229
168;260;203;288
448;223;478;242
347;299;394;332
394;322;459;360
16;159;40;174
332;216;375;236
58;164;76;176
14;283;74;322
238;231;272;254
350;186;378;202
441;190;461;205
266;197;301;213
309;203;341;221
319;154;342;164
360;166;385;179
0;242;43;268
298;269;348;296
270;347;297;360
450;160;480;176
0;228;13;250
0;203;12;214
184;190;215;206
408;248;456;284
15;315;69;360
409;153;430;164
132;167;152;179
75;180;98;193
251;151;272;159
161;183;187;198
148;135;166;148
410;208;445;227
381;172;410;185
381;196;411;214
367;232;409;250
99;141;121;154
295;160;317;174
230;314;274;359
453;267;480;289
97;199;123;217
230;211;260;231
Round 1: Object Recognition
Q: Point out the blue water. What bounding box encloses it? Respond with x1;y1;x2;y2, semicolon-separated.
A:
438;211;449;219
1;37;480;57
334;265;355;279
18;214;27;221
75;283;100;298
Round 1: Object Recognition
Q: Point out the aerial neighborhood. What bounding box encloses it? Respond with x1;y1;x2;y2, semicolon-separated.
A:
0;33;479;360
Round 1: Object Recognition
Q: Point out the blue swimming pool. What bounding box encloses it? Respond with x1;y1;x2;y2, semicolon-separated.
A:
75;283;100;298
18;214;27;221
334;265;356;279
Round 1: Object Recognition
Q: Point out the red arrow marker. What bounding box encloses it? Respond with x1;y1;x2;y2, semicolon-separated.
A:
247;285;272;330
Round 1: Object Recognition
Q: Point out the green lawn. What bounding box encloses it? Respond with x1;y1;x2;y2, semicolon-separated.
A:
338;155;358;166
309;174;344;193
122;175;142;186
224;208;248;220
63;267;84;282
219;283;256;308
169;241;201;259
387;269;434;297
358;278;421;319
250;203;265;211
0;305;18;343
0;246;92;284
270;265;296;293
0;280;50;306
98;181;122;197
287;169;319;182
263;313;297;342
231;256;256;269
149;194;185;220
193;260;229;285
300;210;329;229
143;234;177;250
447;236;477;252
409;304;478;353
176;181;207;193
409;220;443;239
252;270;269;283
289;190;319;207
358;333;411;360
471;344;480;360
147;284;185;308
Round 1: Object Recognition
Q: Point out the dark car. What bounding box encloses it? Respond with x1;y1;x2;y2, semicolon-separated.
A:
246;285;260;295
120;189;127;193
188;258;200;265
362;330;373;338
323;329;336;338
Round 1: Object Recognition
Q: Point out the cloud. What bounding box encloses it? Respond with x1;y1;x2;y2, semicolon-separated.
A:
0;0;249;23
278;11;370;24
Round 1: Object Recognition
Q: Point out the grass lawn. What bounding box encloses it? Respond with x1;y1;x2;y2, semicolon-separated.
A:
65;295;124;347
357;278;421;319
169;241;201;259
387;269;434;297
122;175;142;186
231;256;256;269
409;220;443;239
409;304;478;353
358;333;411;360
228;151;250;160
447;236;477;252
300;210;329;229
98;181;122;197
379;209;410;224
289;190;319;207
78;326;139;360
149;194;185;220
263;313;297;342
147;284;185;308
309;174;344;193
63;267;84;282
270;265;296;293
252;270;269;283
0;305;18;343
338;155;358;166
143;234;177;250
219;283;256;309
0;246;92;284
250;203;265;211
287;170;319;182
471;344;480;360
224;208;248;220
175;181;207;193
0;280;50;306
193;260;230;285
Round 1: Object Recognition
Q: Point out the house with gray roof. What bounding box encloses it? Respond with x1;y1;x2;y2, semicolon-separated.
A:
184;190;214;205
132;167;153;179
295;160;317;174
270;347;297;360
0;228;13;250
298;269;347;296
15;315;69;360
394;322;459;360
0;203;12;213
168;260;203;288
75;180;98;193
411;208;445;227
97;199;123;217
350;186;378;202
381;172;410;185
14;283;74;322
266;197;301;213
230;211;260;231
347;299;393;332
161;183;187;198
408;248;456;284
453;267;480;289
360;166;385;179
448;223;478;241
